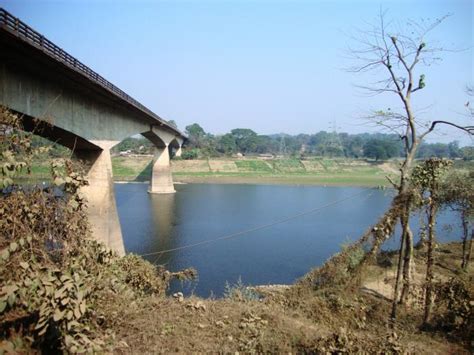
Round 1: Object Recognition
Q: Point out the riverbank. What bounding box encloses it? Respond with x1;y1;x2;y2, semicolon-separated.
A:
28;157;472;187
173;172;390;186
110;241;473;353
113;156;399;187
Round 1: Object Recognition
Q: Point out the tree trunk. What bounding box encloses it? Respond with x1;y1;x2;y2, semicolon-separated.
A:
423;200;437;325
390;214;407;322
464;228;473;270
461;214;469;269
416;211;428;250
400;223;414;304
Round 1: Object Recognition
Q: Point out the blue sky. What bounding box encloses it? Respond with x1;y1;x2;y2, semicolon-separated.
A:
1;0;472;144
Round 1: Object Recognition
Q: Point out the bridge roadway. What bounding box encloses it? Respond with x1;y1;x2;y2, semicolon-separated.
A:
0;8;186;255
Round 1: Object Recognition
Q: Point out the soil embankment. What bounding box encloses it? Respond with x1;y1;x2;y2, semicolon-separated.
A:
112;242;472;353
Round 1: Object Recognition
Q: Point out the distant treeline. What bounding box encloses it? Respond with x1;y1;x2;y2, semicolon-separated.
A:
110;123;473;161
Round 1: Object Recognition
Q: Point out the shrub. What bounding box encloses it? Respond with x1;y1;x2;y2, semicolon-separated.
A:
223;277;260;302
181;149;199;160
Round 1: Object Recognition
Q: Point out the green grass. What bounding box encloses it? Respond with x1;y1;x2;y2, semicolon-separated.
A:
234;160;273;172
273;159;306;173
111;156;152;181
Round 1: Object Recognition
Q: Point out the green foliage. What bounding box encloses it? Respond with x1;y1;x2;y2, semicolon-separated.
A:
440;171;474;217
363;138;400;161
340;242;365;271
181;148;199;160
217;133;237;154
167;120;178;129
0;108;34;188
231;128;259;153
411;158;453;195
111;137;153;155
418;74;426;89
417;141;462;159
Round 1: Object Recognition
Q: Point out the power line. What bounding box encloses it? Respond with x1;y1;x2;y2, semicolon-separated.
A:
139;188;375;258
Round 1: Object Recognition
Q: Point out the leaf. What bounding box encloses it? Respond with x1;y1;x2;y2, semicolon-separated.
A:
54;289;65;299
9;242;18;252
37;324;48;336
20;262;29;269
79;301;86;315
1;249;10;261
53;177;65;186
53;309;65;322
3;284;18;295
0;300;6;313
7;293;16;307
73;307;81;319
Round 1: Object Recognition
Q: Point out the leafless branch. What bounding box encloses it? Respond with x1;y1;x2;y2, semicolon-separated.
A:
419;120;474;140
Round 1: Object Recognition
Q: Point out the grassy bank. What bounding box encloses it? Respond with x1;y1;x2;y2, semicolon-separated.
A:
26;157;472;187
112;156;400;187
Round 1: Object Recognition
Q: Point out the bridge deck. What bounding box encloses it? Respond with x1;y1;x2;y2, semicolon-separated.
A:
0;7;184;138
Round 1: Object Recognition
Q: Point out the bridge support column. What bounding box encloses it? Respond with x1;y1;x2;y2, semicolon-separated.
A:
76;141;125;256
149;145;176;194
175;144;182;157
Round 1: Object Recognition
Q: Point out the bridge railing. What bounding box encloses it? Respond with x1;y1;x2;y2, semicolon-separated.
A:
0;8;183;136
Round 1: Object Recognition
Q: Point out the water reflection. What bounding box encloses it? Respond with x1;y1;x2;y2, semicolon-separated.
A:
148;193;176;266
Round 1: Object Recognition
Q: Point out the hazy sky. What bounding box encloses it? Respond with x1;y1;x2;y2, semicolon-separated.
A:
1;0;472;144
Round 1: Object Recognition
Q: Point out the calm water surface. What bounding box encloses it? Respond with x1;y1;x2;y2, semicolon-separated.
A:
115;183;460;297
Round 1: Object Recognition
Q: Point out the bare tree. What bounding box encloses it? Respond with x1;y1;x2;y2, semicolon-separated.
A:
348;10;474;321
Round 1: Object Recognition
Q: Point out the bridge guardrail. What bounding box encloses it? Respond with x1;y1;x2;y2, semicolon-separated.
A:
0;8;184;137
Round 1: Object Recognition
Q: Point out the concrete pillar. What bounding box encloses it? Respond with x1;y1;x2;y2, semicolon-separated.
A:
149;145;176;194
175;144;182;157
76;141;125;255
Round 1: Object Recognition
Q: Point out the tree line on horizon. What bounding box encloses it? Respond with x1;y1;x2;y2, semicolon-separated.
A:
112;122;473;161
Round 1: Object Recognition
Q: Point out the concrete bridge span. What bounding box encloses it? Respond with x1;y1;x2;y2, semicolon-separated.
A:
0;9;185;255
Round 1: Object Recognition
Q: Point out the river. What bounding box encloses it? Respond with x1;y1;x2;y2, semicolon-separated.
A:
115;183;461;297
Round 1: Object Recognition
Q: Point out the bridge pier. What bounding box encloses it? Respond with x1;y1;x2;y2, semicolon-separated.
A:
149;144;176;194
76;141;125;256
175;144;182;157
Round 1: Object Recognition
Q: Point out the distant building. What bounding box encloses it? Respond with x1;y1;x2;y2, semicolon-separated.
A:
119;150;132;156
258;154;274;160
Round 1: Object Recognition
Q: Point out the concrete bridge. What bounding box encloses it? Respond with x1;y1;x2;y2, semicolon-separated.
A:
0;8;185;255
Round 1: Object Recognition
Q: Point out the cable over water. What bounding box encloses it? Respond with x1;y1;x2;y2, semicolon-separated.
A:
139;187;376;258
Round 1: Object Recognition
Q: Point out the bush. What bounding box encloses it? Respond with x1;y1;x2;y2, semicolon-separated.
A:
0;107;194;352
181;149;199;160
223;277;260;302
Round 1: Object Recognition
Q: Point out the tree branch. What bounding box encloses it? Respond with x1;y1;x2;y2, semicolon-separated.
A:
419;120;474;140
386;175;400;189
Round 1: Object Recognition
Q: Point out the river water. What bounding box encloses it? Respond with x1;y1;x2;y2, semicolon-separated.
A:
115;183;461;297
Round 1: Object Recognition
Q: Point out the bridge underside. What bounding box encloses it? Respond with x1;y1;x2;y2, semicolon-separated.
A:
0;28;184;255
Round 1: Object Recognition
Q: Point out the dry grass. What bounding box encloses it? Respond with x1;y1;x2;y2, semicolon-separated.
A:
171;160;210;172
108;242;472;354
208;160;238;172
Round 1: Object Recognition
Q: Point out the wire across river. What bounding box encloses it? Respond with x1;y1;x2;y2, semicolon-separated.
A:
139;187;376;258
